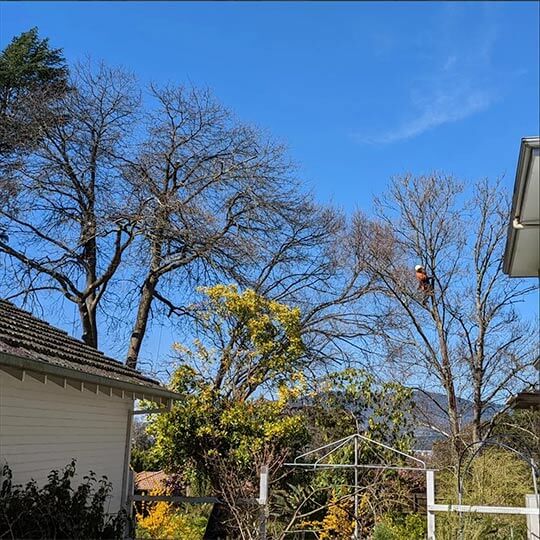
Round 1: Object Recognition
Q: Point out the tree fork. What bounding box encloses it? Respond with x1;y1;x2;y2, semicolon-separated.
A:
79;300;98;349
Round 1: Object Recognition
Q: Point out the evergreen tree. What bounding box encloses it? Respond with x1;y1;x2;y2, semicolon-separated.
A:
0;27;68;156
0;26;67;113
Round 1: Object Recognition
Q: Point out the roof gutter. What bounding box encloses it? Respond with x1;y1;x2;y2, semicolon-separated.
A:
0;351;181;403
512;218;540;230
503;137;540;275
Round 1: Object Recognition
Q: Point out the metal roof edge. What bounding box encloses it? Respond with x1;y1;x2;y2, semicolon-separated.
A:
0;351;182;402
503;137;540;275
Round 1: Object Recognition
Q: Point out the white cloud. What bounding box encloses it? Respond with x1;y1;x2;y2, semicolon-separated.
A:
365;87;495;145
443;55;457;72
358;11;500;145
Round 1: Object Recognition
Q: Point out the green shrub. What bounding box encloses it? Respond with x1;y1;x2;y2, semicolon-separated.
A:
136;502;210;540
372;522;397;540
435;448;532;540
435;513;527;540
372;513;426;540
130;447;163;473
0;460;128;539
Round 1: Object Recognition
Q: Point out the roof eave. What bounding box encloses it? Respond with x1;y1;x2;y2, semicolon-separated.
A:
503;137;540;276
506;391;540;410
0;351;182;403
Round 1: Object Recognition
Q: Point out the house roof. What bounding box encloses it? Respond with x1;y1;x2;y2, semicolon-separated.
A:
507;390;540;410
0;299;179;402
134;470;170;492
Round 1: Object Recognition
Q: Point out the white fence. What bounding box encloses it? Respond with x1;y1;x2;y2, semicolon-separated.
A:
426;470;540;540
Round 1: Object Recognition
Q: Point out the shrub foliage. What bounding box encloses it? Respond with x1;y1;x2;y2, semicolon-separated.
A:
0;460;127;539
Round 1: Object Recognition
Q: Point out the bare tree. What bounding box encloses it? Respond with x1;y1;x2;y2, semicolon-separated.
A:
166;204;381;398
0;63;139;347
1;60;376;368
207;444;290;540
359;173;537;450
244;203;380;368
123;85;316;368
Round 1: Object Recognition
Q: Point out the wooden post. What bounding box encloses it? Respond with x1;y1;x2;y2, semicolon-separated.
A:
427;470;436;540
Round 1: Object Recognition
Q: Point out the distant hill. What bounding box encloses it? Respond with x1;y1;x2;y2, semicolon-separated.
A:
291;388;502;453
411;390;501;451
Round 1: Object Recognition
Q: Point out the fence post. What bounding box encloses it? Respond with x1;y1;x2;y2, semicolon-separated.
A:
525;494;539;540
259;465;269;540
426;469;436;540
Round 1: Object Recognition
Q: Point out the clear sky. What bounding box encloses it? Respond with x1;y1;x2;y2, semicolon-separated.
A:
1;2;539;368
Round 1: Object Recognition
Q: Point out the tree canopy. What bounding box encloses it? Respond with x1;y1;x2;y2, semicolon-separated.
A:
0;27;67;104
0;27;67;157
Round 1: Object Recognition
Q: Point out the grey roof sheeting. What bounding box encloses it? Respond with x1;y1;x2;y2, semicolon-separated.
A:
0;299;178;399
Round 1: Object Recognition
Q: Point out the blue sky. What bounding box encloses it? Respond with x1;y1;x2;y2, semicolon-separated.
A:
1;2;539;367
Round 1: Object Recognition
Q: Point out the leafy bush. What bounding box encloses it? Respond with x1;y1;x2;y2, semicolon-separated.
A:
372;513;426;540
301;493;354;539
130;419;164;473
372;522;396;540
130;447;163;474
136;498;210;540
435;448;533;540
435;513;528;540
0;460;128;539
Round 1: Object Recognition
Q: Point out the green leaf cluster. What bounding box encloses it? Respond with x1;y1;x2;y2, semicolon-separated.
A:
178;284;306;400
0;460;127;539
0;27;68;160
0;27;67;110
372;513;426;540
149;366;309;478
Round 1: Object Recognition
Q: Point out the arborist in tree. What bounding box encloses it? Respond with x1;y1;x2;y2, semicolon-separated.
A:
415;264;434;300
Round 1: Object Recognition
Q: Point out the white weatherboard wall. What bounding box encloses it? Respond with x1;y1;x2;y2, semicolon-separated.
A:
0;370;132;513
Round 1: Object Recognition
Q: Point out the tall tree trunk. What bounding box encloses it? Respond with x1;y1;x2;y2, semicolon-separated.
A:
79;299;98;348
472;368;483;442
432;302;462;454
126;272;159;369
81;209;99;348
126;217;164;368
472;356;484;441
472;313;486;443
443;369;461;454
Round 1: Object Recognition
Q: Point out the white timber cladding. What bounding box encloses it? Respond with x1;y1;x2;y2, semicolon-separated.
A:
0;369;133;514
